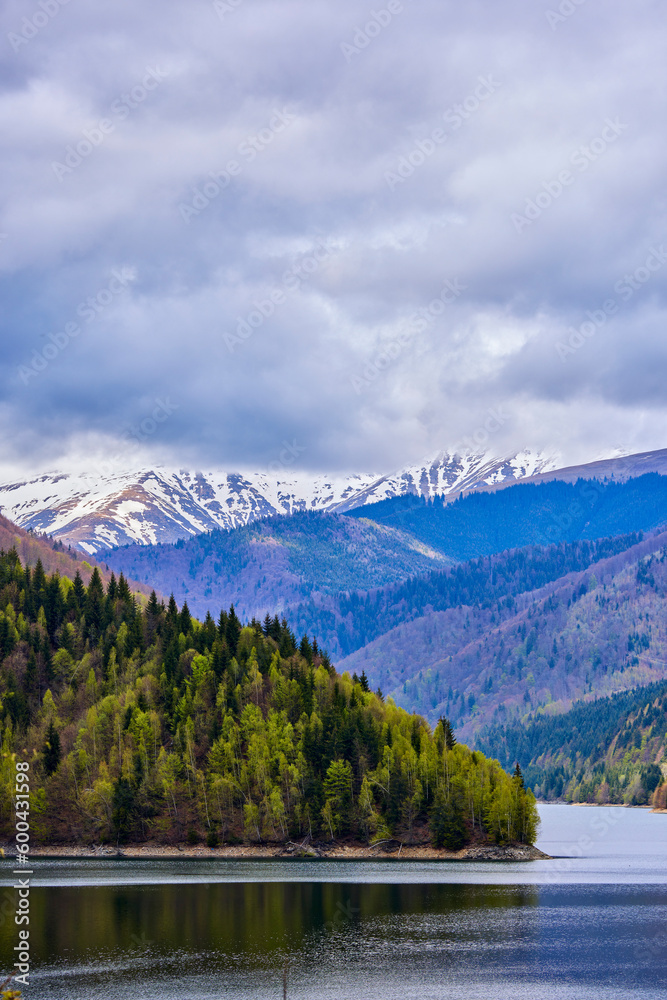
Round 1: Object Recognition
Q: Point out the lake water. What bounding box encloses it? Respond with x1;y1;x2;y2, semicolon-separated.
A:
1;804;665;999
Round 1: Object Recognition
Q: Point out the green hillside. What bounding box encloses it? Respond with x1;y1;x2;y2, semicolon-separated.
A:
476;681;667;807
0;548;537;848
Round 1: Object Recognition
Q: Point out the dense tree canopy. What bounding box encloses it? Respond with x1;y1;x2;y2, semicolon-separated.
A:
292;532;643;659
0;549;538;847
478;680;667;806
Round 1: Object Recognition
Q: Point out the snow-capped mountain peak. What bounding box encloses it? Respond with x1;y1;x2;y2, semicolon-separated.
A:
331;449;561;511
0;447;598;554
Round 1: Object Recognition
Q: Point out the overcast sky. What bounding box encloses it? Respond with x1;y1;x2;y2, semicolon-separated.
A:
1;0;666;480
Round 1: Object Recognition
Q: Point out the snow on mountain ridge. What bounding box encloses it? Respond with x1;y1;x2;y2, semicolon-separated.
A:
0;450;562;554
330;450;561;512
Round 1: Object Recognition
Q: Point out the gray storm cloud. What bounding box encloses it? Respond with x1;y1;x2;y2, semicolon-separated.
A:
1;0;666;477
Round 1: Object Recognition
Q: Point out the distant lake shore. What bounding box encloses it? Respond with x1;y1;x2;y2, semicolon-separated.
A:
538;801;667;812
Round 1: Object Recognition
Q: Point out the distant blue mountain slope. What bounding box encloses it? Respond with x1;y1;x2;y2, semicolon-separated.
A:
105;509;446;623
347;474;667;560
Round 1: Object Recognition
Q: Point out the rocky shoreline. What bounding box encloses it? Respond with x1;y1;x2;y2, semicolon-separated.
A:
2;841;551;861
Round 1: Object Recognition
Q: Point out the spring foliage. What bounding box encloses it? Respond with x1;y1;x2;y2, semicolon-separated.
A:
0;549;538;846
479;680;667;806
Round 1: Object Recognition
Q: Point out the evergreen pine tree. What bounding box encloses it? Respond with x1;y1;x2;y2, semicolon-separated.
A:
43;719;61;776
437;716;457;750
22;565;35;619
226;604;241;653
44;574;63;640
72;570;86;610
23;650;37;699
41;633;53;685
84;568;105;639
112;777;136;842
279;619;295;658
179;601;192;635
32;559;47;603
217;608;229;639
127;608;145;656
201;611;216;649
117;573;132;605
147;590;160;617
212;638;229;678
430;787;467;849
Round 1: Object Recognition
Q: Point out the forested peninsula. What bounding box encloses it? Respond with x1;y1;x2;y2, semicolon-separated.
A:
0;549;538;852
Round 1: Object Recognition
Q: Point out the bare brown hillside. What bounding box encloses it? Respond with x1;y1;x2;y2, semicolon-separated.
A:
0;512;153;597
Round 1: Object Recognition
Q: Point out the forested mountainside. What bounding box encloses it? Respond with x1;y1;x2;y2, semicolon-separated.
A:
339;532;667;735
105;476;667;661
348;475;667;560
106;510;446;624
0;549;537;848
476;681;667;808
293;533;642;659
0;512;146;593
